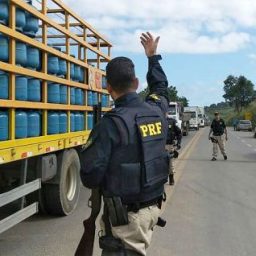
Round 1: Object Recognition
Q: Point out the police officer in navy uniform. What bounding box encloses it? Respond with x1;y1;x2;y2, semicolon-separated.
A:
79;32;169;256
208;112;228;161
166;115;182;185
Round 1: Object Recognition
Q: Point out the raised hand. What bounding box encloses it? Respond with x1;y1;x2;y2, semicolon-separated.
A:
140;32;160;57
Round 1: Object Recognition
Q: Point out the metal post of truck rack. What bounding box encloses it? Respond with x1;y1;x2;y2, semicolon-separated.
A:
19;159;28;209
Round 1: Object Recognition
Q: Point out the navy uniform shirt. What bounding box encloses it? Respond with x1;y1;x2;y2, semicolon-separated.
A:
79;55;169;189
211;118;226;136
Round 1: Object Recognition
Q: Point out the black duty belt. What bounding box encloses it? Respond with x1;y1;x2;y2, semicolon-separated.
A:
213;133;223;136
126;197;162;213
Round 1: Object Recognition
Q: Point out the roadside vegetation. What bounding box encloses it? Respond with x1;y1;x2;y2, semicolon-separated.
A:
205;100;256;127
205;74;256;127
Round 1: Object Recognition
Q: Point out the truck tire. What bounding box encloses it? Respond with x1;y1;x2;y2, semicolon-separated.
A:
42;149;81;216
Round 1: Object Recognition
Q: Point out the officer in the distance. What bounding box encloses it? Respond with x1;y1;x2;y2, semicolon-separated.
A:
79;32;169;256
166;114;182;185
208;111;228;161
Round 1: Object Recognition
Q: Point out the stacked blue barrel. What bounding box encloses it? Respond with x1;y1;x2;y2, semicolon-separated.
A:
87;112;93;130
75;112;85;131
47;112;69;135
101;94;109;108
102;76;107;89
0;0;109;141
0;110;8;141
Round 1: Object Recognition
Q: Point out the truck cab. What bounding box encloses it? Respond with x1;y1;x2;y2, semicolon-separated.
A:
184;106;200;130
167;102;182;130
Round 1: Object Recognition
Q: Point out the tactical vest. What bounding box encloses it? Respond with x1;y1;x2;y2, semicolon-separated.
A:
212;119;225;135
103;102;169;204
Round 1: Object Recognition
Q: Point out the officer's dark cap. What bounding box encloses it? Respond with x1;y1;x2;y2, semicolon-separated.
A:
106;57;136;93
214;112;219;116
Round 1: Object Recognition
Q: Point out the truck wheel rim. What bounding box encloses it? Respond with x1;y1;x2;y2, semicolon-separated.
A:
65;164;77;201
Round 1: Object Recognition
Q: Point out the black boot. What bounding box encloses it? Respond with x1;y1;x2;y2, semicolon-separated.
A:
169;174;175;186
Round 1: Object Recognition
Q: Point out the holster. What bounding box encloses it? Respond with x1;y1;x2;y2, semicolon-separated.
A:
99;236;124;251
104;197;129;227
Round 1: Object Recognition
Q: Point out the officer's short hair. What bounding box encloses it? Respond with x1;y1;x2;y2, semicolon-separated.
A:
106;57;136;92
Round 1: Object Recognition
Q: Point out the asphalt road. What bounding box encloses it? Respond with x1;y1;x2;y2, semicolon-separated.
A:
1;127;256;256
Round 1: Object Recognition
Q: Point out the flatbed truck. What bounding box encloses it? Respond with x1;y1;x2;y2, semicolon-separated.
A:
0;0;112;233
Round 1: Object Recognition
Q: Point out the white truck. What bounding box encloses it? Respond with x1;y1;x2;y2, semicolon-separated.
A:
184;106;200;130
198;107;205;128
167;102;190;136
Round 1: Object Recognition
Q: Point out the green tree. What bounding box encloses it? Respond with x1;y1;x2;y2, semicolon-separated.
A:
177;96;189;107
167;86;178;101
223;75;255;112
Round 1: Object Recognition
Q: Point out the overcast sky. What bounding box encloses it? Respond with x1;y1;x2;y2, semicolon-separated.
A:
65;0;256;106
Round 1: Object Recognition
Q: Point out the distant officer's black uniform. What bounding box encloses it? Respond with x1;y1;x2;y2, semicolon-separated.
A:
166;117;182;185
211;118;226;136
79;55;169;256
166;117;182;147
210;117;227;160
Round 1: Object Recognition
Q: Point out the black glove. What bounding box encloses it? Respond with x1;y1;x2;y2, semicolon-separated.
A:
176;144;181;150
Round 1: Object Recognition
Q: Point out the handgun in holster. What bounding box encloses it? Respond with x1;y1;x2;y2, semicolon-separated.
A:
210;137;218;143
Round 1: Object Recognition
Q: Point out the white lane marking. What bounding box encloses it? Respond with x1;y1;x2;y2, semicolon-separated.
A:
246;144;252;147
241;140;245;143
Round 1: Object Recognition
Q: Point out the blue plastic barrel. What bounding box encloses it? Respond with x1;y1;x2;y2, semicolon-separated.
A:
101;94;105;107
70;62;75;80
79;68;84;83
70;87;75;105
47;54;59;75
0;34;9;62
74;65;81;81
48;83;60;103
59;112;67;133
70;112;75;132
87;91;93;106
58;58;67;77
0;2;8;25
0;111;8;141
75;88;83;105
74;113;81;131
0;71;9;99
48;112;59;134
60;85;67;104
27;45;40;69
102;76;107;89
16;8;26;31
28;111;40;137
23;2;39;37
28;78;41;102
80;113;85;130
92;92;98;105
16;41;27;66
87;113;93;130
15;111;28;139
81;90;84;106
16;75;28;101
